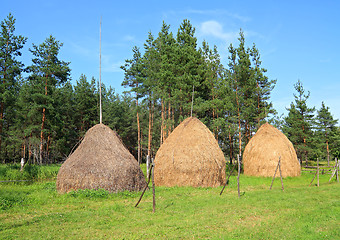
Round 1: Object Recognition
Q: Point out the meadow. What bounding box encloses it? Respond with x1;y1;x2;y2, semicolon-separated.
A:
0;163;339;239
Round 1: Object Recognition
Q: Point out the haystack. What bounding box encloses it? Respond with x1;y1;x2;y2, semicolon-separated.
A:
154;117;226;187
243;122;301;177
56;124;146;193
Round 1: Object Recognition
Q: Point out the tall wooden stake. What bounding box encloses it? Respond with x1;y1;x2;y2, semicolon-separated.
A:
237;154;240;198
317;157;319;187
337;158;339;183
99;16;102;124
329;158;339;183
278;157;284;191
152;158;156;212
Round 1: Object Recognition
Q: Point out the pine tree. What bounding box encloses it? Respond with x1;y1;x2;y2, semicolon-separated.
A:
250;43;277;127
74;74;98;137
121;46;145;164
0;13;27;161
27;35;70;164
49;81;77;162
315;102;338;165
155;21;176;143
143;31;159;158
174;19;202;118
283;80;315;165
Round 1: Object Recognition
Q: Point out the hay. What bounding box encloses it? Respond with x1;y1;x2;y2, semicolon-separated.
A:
56;124;146;193
243;122;301;177
154;117;226;187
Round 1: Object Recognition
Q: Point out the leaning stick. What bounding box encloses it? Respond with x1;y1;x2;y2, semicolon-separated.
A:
278;157;284;191
135;162;153;208
220;163;237;195
270;157;280;190
309;170;318;186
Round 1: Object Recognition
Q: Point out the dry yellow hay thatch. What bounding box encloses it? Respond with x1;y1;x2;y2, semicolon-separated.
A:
154;117;226;187
56;124;146;193
243;122;301;177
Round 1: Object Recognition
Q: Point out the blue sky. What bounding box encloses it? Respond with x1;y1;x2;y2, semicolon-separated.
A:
2;0;340;123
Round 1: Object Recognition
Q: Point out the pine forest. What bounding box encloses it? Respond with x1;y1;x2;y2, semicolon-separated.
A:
1;14;339;165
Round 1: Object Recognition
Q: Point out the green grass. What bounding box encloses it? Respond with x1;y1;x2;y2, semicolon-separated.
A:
0;164;339;239
0;164;60;181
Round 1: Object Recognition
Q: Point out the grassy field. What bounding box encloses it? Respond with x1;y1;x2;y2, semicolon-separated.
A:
0;164;339;239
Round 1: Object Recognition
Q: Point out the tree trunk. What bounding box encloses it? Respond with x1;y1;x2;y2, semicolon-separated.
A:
147;100;152;158
160;98;165;146
136;97;141;165
256;81;261;126
228;125;233;164
46;135;51;163
235;85;242;156
326;134;330;166
39;76;48;164
168;98;171;136
0;101;4;160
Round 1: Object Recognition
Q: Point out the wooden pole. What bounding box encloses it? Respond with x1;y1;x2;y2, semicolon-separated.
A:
237;154;240;198
135;161;153;208
152;158;156;212
99;16;102;124
278;157;284;191
317;157;319;187
337;158;339;183
309;170;318;186
146;155;150;180
329;158;338;183
220;163;237;195
270;157;280;190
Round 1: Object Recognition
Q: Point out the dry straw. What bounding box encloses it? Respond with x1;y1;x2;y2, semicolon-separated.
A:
56;124;146;193
243;122;301;177
154;117;226;187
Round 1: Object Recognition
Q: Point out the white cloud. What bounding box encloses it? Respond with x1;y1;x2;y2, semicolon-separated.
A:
103;59;125;73
170;9;251;22
200;20;238;43
123;35;135;41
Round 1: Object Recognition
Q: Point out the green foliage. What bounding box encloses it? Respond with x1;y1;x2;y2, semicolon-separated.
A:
0;163;59;181
0;13;338;165
283;80;316;161
0;13;27;161
314;102;339;160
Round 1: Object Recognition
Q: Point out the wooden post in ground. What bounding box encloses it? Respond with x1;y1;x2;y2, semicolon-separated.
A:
146;155;150;180
278;157;284;191
237;154;240;198
336;158;339;183
152;158;156;212
317;158;319;187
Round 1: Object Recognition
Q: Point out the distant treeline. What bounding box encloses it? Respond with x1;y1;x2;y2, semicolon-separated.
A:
0;14;339;165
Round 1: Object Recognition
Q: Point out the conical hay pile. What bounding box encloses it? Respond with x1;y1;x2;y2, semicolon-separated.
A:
154;117;226;187
56;124;146;193
243;122;301;177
